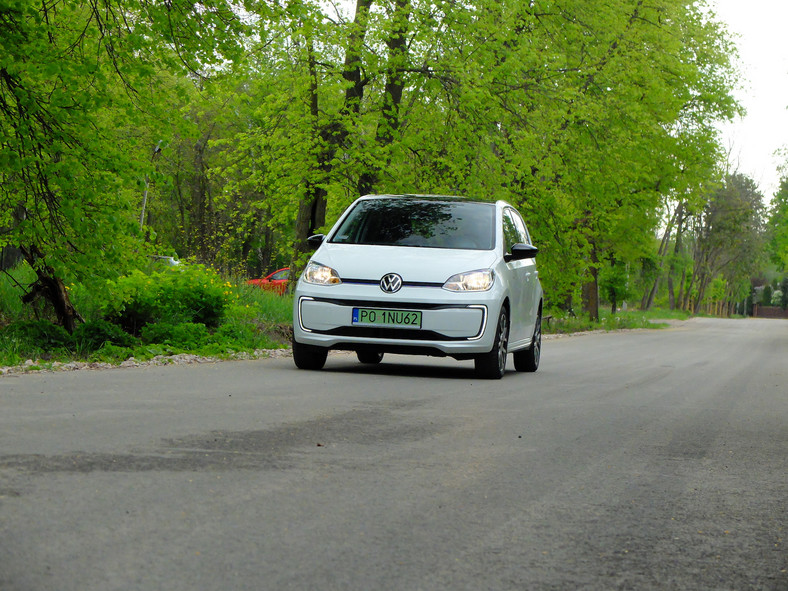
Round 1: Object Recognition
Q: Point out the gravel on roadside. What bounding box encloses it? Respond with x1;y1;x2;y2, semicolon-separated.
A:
0;348;293;376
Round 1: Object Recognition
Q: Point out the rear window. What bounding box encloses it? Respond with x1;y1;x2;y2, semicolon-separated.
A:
330;199;495;250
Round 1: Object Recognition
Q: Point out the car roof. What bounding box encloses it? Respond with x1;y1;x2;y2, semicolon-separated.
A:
358;194;497;206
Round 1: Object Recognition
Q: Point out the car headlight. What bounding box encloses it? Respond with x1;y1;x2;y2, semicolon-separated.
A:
303;261;342;285
443;269;495;292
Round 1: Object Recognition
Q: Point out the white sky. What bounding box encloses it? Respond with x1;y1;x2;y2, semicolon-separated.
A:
711;0;788;201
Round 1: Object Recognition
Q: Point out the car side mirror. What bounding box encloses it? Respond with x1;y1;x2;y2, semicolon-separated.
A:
307;234;325;249
506;243;538;262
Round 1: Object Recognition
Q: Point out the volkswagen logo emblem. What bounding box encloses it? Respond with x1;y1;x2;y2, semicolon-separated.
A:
380;273;403;293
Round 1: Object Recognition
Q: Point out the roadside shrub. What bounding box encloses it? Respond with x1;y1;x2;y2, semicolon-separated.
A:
159;267;230;327
100;269;158;333
782;278;788;309
140;322;210;349
761;285;773;306
102;265;232;334
237;283;294;323
219;291;292;349
1;320;72;351
72;319;137;353
88;343;135;364
0;263;37;325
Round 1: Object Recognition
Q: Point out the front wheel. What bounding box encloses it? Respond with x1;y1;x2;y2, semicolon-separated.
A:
292;340;328;370
513;310;541;372
474;308;509;379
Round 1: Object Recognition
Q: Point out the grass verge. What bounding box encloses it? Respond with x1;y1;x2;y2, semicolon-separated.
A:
544;308;692;334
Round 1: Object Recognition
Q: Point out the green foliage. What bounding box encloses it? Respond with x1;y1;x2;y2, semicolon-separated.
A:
0;320;72;363
0;272;295;368
72;319;137;353
1;0;764;329
767;178;788;270
545;308;688;335
87;344;136;364
781;278;788;309
140;322;209;349
0;263;36;324
762;285;773;306
0;0;253;327
599;260;632;310
101;265;233;334
2;320;72;350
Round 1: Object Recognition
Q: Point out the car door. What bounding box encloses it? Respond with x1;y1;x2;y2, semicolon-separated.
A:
502;207;537;347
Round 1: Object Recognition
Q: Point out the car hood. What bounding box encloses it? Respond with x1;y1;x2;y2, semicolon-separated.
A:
314;243;499;283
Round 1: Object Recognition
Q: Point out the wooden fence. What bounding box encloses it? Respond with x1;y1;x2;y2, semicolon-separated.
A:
752;305;788;319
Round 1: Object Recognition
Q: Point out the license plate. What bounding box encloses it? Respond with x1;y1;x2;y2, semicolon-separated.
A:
352;308;422;329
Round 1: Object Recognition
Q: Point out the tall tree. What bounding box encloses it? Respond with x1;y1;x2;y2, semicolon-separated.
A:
0;0;252;328
684;173;766;314
767;177;788;271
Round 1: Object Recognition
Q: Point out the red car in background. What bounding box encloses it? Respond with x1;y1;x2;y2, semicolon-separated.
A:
247;267;290;295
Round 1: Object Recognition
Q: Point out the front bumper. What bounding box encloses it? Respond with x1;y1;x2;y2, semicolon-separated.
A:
293;283;503;358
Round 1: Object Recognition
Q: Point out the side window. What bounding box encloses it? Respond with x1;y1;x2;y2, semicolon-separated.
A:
509;209;531;245
502;209;520;254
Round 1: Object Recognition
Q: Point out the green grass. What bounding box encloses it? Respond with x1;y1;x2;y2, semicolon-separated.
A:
545;307;691;334
0;264;37;325
235;283;294;324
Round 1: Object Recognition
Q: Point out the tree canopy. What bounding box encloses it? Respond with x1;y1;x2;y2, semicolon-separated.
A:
2;0;767;326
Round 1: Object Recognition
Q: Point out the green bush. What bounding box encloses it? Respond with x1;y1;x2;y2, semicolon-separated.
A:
72;319;137;353
1;320;72;351
219;289;293;349
140;322;210;349
88;343;135;364
236;284;294;323
102;265;233;334
762;285;773;306
0;319;73;365
0;263;37;325
0;267;296;368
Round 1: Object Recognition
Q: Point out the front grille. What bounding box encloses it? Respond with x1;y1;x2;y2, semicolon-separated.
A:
342;279;444;289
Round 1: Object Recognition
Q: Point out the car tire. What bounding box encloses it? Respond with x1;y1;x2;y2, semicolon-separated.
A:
475;307;509;379
357;350;384;364
292;340;328;370
514;309;541;372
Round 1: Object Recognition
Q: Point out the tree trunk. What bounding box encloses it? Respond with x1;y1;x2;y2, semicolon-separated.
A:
292;3;371;269
358;0;410;195
20;245;82;332
667;201;685;309
0;246;24;271
581;243;600;322
677;268;687;311
191;135;214;264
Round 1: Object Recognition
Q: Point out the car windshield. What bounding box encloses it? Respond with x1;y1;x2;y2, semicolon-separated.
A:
330;198;495;250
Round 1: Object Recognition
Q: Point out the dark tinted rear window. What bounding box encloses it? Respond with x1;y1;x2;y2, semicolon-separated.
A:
330;199;495;250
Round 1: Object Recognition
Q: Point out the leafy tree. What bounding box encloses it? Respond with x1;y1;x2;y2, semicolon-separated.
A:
781;277;788;309
0;0;251;330
684;173;766;314
2;0;743;325
766;177;788;270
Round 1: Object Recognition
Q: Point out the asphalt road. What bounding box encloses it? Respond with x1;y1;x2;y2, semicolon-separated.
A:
0;317;786;590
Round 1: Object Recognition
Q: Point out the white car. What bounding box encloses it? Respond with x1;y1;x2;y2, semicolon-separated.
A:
292;195;543;378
